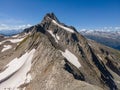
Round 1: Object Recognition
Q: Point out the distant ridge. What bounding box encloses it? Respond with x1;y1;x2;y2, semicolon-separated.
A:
80;30;120;50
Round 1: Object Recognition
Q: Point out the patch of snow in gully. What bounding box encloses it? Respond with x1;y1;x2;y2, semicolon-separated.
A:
61;49;81;68
1;45;12;52
52;20;74;33
12;34;19;38
0;49;36;90
56;34;60;40
48;30;59;43
0;37;24;45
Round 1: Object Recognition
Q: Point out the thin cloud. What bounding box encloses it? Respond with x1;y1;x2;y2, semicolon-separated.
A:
0;24;32;30
115;27;120;30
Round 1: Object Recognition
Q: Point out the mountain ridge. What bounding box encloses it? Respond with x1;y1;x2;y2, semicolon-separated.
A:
0;13;120;90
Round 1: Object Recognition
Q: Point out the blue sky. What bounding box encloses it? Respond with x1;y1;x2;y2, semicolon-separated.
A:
0;0;120;30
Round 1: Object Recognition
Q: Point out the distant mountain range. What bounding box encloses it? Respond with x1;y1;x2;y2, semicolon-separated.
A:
0;29;23;36
80;30;120;50
0;24;31;36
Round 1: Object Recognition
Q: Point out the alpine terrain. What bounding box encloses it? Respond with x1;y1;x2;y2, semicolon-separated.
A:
80;30;120;50
0;13;120;90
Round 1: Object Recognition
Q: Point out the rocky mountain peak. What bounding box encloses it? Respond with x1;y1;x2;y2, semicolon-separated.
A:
40;13;77;34
2;13;120;90
42;12;60;23
23;13;77;34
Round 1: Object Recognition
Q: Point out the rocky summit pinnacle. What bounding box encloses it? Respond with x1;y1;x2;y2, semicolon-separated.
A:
40;13;77;33
0;13;120;90
44;12;59;21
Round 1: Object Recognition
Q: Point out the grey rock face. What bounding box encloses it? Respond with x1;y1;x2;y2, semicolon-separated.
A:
0;13;120;90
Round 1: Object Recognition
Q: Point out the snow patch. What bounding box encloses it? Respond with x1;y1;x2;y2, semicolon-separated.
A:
0;37;24;45
12;34;19;38
88;43;92;47
9;38;24;43
0;42;2;45
0;49;35;90
52;20;74;33
56;34;60;40
61;49;81;68
1;45;12;52
25;73;32;83
97;54;103;61
48;30;60;43
23;87;26;90
0;40;6;45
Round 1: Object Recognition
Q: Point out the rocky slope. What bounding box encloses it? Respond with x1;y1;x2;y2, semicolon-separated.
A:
0;13;120;90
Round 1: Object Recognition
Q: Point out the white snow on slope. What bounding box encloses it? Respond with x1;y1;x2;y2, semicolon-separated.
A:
1;45;12;52
56;34;60;40
12;34;19;38
97;54;103;61
0;41;6;45
61;49;81;68
48;30;60;43
0;49;35;90
0;37;24;45
52;20;74;33
9;38;24;43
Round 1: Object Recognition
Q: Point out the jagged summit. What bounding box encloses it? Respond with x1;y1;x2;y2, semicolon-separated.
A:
24;12;77;34
43;12;60;22
41;13;77;32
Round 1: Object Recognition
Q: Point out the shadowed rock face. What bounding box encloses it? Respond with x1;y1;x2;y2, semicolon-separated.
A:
0;13;120;90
